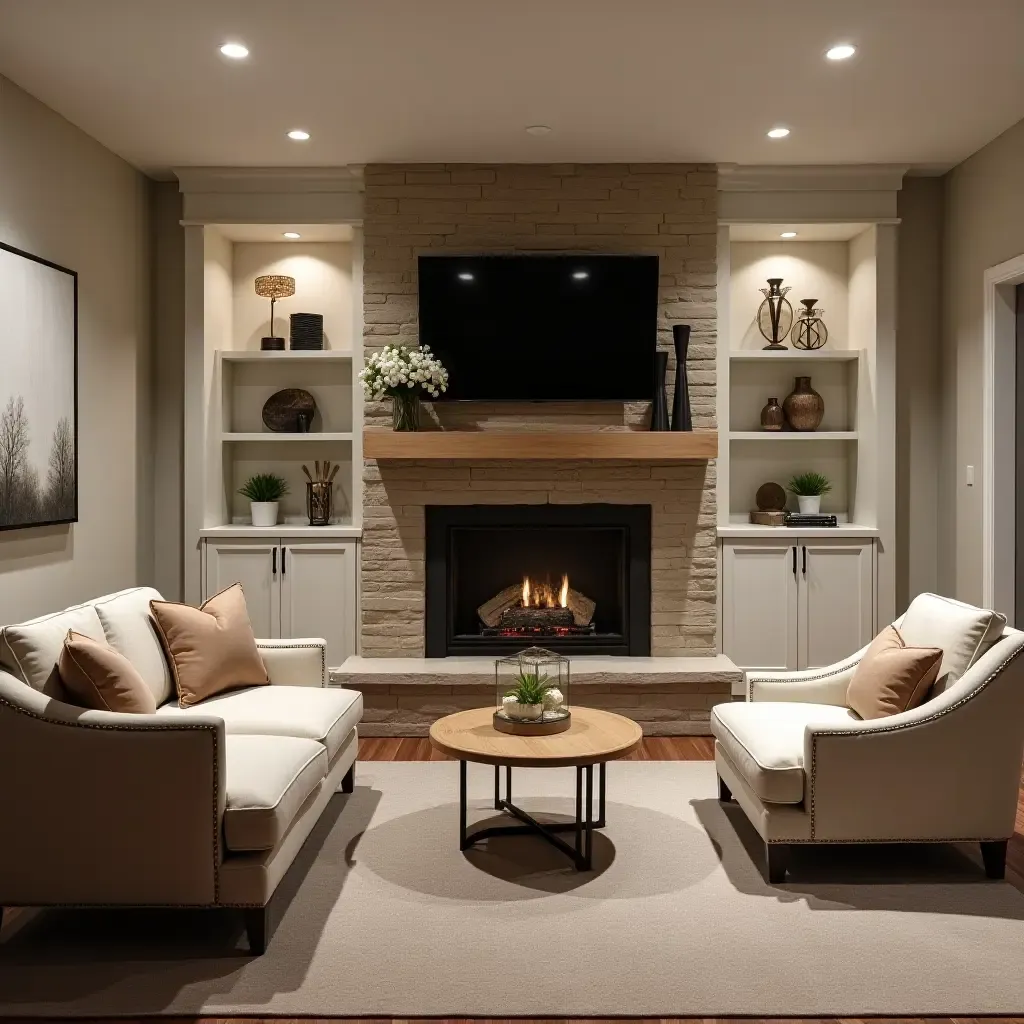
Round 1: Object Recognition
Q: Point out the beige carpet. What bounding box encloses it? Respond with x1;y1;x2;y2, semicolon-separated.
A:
2;760;1024;1017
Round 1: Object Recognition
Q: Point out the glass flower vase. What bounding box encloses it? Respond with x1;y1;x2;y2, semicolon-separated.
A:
391;390;421;432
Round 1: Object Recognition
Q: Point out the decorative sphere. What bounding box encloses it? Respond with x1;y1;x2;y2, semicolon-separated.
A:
543;687;564;711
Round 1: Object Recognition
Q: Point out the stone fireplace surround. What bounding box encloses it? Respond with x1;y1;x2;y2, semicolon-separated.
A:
338;162;736;735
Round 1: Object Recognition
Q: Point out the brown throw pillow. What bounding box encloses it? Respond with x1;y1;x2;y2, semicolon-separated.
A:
58;631;157;715
846;624;942;720
150;584;269;708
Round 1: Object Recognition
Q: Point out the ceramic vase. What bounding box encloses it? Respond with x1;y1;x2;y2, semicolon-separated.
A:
392;390;420;431
670;324;692;431
250;501;279;528
650;351;670;431
760;397;784;431
782;376;824;431
797;495;822;514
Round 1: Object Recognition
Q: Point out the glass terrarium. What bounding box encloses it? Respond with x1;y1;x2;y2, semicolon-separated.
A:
494;646;571;735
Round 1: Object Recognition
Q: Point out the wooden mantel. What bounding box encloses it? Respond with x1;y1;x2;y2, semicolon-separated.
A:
363;430;718;461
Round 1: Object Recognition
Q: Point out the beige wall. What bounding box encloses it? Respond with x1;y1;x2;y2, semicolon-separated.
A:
361;163;718;657
941;117;1024;604
896;177;943;610
0;76;152;623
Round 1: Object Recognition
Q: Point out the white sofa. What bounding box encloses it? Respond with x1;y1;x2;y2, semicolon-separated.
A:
710;593;1024;883
0;587;362;954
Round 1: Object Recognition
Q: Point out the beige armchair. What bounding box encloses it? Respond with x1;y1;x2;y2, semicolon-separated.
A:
711;593;1024;883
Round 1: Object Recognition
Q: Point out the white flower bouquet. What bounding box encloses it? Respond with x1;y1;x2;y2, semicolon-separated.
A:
359;343;449;431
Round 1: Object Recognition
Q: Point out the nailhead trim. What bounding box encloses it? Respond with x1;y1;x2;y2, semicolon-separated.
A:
256;640;327;686
747;655;860;701
808;640;1024;840
0;693;221;902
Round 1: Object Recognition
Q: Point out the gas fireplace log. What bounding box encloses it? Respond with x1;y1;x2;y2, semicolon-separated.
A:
477;584;522;628
498;606;575;630
565;587;596;627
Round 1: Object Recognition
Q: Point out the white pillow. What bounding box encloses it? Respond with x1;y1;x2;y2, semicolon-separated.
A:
898;593;1006;694
94;587;173;707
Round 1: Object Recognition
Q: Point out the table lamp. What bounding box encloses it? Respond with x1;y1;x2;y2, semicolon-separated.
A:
255;275;296;350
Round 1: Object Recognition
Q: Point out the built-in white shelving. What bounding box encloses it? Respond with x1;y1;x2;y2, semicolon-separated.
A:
729;431;859;442
728;349;862;362
221;432;354;443
219;349;353;363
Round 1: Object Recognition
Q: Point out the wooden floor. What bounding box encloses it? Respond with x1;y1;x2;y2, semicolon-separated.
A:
7;736;1024;1024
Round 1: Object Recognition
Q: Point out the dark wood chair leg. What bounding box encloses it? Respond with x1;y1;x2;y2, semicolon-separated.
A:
718;775;733;802
341;763;355;794
243;907;268;955
981;840;1008;879
765;843;790;884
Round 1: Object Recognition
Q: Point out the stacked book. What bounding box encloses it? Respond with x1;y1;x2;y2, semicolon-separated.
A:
289;312;324;350
785;513;838;528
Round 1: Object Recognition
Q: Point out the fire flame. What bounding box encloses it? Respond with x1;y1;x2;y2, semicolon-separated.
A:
521;574;570;609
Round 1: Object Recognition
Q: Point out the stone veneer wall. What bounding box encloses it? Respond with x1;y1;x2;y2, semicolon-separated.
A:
362;164;718;657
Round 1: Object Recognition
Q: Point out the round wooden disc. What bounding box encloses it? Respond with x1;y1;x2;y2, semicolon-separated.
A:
492;711;572;736
755;481;787;511
429;706;642;767
262;388;316;433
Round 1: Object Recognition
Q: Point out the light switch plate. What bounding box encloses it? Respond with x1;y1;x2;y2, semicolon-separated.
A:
966;465;975;486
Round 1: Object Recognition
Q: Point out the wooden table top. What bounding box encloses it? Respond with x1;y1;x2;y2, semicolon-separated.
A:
428;706;643;768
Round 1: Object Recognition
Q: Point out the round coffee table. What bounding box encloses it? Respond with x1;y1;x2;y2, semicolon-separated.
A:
429;706;642;870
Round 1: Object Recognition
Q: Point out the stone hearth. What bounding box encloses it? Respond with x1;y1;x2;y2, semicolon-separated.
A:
333;656;741;736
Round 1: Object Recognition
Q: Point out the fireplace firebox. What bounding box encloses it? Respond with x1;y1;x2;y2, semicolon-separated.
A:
425;504;651;657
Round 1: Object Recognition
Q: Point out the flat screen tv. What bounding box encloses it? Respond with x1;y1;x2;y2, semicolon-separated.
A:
418;253;658;401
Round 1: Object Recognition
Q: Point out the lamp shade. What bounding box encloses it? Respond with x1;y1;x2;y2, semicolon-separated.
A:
254;275;296;300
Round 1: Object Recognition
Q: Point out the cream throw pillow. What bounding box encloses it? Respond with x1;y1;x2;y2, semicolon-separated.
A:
58;631;157;715
150;584;269;708
846;624;942;720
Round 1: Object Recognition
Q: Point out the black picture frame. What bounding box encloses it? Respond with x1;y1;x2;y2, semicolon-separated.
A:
0;241;78;531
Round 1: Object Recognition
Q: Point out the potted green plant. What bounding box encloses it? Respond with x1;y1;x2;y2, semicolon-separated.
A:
240;473;289;527
788;471;831;515
502;670;553;722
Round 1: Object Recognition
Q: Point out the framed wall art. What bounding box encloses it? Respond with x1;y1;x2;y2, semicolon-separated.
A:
0;241;77;530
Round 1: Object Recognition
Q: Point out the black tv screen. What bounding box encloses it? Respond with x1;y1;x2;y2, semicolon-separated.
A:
418;254;658;401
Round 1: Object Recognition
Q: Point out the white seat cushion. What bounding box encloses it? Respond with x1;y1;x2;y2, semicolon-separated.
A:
157;684;362;759
94;587;174;706
223;735;327;852
711;701;859;804
899;593;1006;694
0;602;106;696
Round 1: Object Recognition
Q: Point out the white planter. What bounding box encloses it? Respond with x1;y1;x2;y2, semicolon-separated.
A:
502;698;543;721
250;501;280;527
797;495;821;514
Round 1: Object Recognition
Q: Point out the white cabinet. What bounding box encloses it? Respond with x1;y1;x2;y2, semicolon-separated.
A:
203;537;357;668
722;536;874;672
722;541;799;671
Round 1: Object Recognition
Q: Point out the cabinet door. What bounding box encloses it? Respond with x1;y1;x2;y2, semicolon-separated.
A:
798;539;874;670
280;540;357;670
722;540;799;671
204;540;280;640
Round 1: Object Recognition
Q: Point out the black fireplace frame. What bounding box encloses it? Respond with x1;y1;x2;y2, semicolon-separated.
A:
425;503;652;658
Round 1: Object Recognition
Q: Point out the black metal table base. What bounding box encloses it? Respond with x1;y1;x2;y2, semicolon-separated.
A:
459;761;607;870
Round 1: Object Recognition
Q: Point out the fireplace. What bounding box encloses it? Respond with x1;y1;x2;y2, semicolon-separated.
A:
425;504;652;657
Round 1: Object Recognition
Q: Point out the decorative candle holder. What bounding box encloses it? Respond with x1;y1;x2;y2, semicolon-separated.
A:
792;299;828;350
757;278;794;350
306;481;332;526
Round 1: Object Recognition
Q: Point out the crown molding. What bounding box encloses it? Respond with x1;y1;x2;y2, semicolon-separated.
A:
174;166;365;195
718;164;909;193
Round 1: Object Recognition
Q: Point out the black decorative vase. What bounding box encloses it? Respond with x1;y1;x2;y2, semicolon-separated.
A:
650;351;670;431
671;324;692;431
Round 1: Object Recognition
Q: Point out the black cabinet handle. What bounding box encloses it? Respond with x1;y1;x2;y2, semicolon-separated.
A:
272;548;277;575
282;547;287;575
802;545;807;575
792;546;797;576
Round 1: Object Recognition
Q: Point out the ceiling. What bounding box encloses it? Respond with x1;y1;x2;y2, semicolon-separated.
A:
0;0;1022;179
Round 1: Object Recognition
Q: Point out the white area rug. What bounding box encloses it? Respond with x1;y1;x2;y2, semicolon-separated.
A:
2;760;1024;1017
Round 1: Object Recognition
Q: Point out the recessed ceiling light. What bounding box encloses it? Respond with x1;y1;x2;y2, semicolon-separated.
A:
767;127;790;139
525;125;552;136
826;43;857;61
457;272;475;281
572;270;589;280
283;232;301;239
287;129;310;141
219;41;249;59
780;231;797;238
